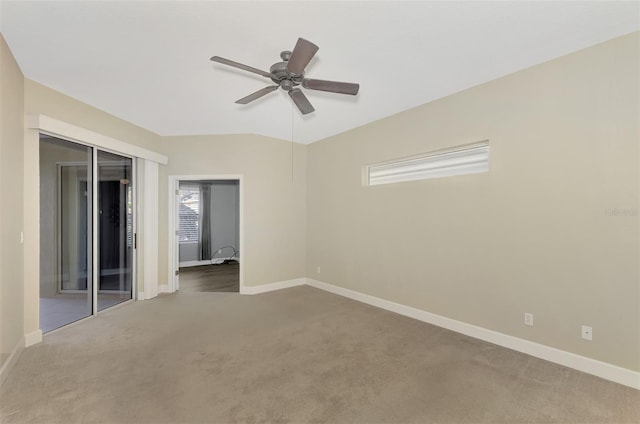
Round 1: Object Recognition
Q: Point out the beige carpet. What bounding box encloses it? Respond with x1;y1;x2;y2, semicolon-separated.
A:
1;286;638;423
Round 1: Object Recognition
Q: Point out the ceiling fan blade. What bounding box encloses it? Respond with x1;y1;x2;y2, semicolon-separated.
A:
286;38;319;75
235;86;279;104
288;88;315;115
302;79;360;95
210;56;272;78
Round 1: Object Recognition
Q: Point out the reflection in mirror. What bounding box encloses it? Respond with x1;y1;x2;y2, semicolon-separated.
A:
39;135;93;332
97;150;133;311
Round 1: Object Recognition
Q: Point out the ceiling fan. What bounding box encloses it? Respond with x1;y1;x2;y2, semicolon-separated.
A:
210;38;359;115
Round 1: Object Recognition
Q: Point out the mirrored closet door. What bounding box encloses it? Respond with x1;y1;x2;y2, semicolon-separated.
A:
39;135;135;332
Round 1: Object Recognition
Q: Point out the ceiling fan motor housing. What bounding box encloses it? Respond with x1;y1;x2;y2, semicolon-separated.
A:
270;52;304;90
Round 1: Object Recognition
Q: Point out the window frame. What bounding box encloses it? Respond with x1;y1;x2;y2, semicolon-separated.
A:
365;141;490;186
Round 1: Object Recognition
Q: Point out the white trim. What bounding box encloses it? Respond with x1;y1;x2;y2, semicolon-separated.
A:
136;159;145;300
0;338;25;386
159;284;171;294
241;278;306;295
27;115;168;165
168;175;244;294
131;157;139;302
143;161;159;299
168;177;179;293
24;329;43;347
305;278;640;390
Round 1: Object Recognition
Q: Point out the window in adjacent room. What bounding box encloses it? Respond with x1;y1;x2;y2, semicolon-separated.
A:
178;184;200;243
366;140;489;186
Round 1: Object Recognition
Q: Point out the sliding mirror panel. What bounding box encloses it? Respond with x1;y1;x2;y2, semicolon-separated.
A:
39;135;94;332
97;150;134;310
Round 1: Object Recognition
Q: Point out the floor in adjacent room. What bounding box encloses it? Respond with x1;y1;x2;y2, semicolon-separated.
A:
2;286;638;424
178;261;239;292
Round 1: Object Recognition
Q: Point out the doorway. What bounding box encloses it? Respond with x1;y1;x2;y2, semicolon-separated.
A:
39;135;135;332
168;176;243;293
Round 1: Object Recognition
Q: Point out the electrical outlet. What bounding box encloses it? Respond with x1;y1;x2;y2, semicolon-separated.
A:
581;325;593;340
316;266;321;274
524;313;534;326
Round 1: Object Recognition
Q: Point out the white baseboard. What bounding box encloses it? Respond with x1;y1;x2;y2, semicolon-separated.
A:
138;291;145;300
241;278;305;295
159;284;172;294
305;278;640;390
0;338;24;386
24;330;43;347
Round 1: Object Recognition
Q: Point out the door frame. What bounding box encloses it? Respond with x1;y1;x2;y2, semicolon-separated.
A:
167;174;244;293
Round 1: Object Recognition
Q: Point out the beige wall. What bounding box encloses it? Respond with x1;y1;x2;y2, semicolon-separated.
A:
306;33;639;371
0;34;25;366
159;135;307;287
24;80;160;152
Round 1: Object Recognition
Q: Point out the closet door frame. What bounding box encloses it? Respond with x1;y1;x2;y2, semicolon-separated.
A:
26;114;168;343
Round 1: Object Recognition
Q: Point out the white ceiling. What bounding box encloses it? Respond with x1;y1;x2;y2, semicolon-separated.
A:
1;1;638;144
